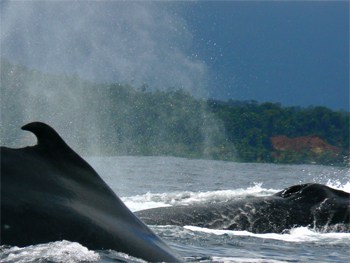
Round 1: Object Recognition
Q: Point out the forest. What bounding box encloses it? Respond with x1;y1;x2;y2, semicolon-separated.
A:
1;58;349;165
207;99;349;165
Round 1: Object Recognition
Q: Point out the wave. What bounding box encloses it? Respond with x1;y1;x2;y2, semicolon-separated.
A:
0;241;147;263
210;257;289;263
0;240;100;263
122;180;350;212
325;179;350;193
122;183;277;212
184;226;350;244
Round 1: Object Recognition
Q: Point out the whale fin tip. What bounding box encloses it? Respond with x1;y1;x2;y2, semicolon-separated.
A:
22;122;70;151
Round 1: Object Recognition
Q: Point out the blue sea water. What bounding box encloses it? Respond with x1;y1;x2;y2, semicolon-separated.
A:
1;156;349;262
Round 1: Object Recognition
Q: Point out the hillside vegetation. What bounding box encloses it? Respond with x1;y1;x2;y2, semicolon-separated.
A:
1;58;349;165
208;100;349;165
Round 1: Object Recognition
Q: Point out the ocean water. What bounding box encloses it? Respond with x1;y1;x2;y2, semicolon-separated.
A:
1;156;349;263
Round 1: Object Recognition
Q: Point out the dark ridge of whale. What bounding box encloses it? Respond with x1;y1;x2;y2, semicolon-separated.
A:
135;183;350;233
0;122;181;262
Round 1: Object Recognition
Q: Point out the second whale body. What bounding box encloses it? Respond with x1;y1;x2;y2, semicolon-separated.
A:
136;183;350;233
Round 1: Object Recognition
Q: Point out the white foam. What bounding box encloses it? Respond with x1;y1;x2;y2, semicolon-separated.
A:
122;192;172;212
211;256;288;263
326;179;350;193
184;226;350;244
107;250;147;263
0;240;100;263
124;180;350;212
123;183;277;212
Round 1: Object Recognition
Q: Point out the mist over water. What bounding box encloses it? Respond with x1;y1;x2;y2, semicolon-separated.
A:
1;1;207;90
0;1;213;155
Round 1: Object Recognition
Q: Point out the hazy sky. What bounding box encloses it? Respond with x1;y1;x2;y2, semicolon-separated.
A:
1;1;349;110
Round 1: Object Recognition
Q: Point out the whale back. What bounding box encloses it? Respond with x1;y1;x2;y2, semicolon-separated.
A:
1;122;180;262
274;183;350;202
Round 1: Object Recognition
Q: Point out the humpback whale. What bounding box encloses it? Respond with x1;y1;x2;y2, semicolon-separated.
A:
0;122;181;262
135;183;350;233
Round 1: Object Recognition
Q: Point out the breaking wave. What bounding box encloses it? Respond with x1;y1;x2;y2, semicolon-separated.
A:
0;240;100;263
122;181;349;212
184;225;350;244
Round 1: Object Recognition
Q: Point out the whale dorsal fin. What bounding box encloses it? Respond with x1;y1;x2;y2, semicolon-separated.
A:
22;122;71;153
21;122;101;180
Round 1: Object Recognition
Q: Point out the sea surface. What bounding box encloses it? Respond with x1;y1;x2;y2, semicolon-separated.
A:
1;156;349;263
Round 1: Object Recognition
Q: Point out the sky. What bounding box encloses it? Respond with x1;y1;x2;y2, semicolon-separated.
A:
183;1;349;110
1;1;349;110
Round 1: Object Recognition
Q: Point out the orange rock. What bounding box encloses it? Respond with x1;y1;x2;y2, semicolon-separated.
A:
270;135;340;155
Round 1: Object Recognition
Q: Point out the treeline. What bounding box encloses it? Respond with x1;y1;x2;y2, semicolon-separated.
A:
0;58;235;159
207;100;349;164
1;58;349;165
91;85;236;159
